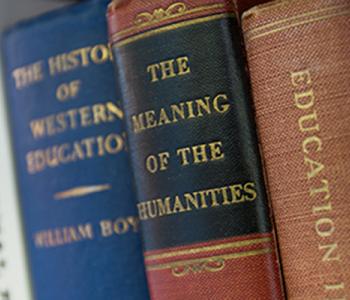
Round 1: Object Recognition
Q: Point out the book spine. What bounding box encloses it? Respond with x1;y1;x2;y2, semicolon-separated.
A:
242;0;350;298
2;1;149;299
108;1;284;299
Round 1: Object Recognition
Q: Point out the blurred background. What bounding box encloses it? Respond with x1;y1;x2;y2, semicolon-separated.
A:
0;1;75;300
0;0;76;30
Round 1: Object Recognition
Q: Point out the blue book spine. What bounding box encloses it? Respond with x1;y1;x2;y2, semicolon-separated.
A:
2;1;149;299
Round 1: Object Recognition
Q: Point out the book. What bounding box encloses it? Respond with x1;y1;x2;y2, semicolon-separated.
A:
2;0;149;299
242;0;350;298
108;0;284;299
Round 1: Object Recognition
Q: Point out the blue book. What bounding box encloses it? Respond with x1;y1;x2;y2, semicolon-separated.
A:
2;1;149;299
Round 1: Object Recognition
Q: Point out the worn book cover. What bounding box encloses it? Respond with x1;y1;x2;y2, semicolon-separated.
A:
2;0;149;299
108;0;284;299
243;0;350;298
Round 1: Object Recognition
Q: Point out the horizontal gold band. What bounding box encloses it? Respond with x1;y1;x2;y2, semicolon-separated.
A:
115;3;227;38
146;248;272;271
246;4;349;36
114;13;235;48
54;184;111;200
243;1;289;18
245;5;350;41
145;237;272;261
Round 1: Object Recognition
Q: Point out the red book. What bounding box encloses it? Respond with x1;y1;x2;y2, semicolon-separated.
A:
108;0;284;299
243;0;350;298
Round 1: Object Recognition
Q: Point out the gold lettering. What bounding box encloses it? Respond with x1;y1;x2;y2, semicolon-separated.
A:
298;111;320;133
80;106;93;127
196;97;211;117
221;187;231;205
302;135;322;154
132;114;146;133
113;218;129;234
147;56;191;82
313;202;332;214
156;198;173;216
158;152;170;171
315;218;335;238
130;93;230;134
144;110;157;129
78;224;94;239
29;102;122;140
244;182;257;201
177;147;191;166
205;189;220;207
170;103;186;122
213;94;230;113
230;184;244;203
304;156;324;179
324;282;345;291
310;179;330;199
177;56;191;76
291;69;311;87
173;196;186;213
319;243;341;262
91;44;110;64
160;59;176;80
192;144;208;164
127;216;139;232
184;193;200;210
176;141;225;167
26;133;125;174
34;223;93;248
158;108;172;126
106;102;123;120
138;202;149;220
104;133;124;154
12;61;44;89
30;119;46;139
209;141;225;161
100;220;114;237
49;45;111;76
147;201;158;219
292;69;342;294
294;89;315;110
147;64;160;82
136;181;257;220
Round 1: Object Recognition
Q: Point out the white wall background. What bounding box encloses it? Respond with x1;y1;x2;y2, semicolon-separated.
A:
0;70;32;300
0;0;75;29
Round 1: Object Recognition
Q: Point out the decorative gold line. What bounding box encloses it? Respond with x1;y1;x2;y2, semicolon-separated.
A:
54;184;112;200
115;13;235;48
107;102;124;119
246;9;350;41
145;237;271;261
185;3;226;14
243;0;330;20
146;248;272;271
245;4;349;37
115;3;227;38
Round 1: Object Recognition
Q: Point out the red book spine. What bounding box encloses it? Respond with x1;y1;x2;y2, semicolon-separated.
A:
243;0;350;298
108;1;284;299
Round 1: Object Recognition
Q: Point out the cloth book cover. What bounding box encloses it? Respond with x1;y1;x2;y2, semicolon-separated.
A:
2;0;149;299
243;0;350;298
108;0;284;299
